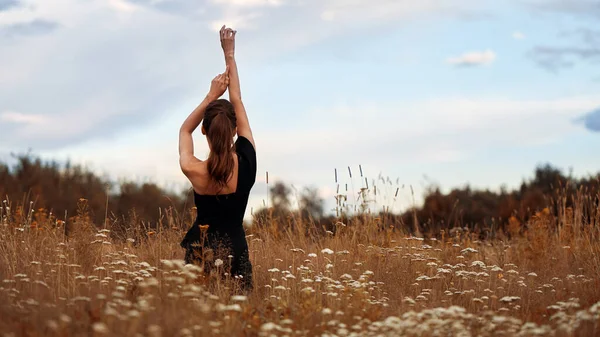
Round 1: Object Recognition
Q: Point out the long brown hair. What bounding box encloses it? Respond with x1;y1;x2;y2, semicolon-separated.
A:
203;99;237;192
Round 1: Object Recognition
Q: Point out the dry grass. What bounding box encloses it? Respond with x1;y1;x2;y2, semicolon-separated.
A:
1;191;600;337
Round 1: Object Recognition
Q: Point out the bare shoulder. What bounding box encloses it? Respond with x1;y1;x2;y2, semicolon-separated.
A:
180;157;207;179
191;153;240;194
184;161;211;192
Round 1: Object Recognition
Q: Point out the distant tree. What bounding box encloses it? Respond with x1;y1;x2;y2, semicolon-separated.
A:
270;181;292;210
299;187;324;221
0;153;188;235
530;163;568;194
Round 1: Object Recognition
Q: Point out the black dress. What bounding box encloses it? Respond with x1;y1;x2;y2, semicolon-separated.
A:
180;136;256;292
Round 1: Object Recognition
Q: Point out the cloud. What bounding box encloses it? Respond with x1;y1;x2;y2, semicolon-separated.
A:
126;0;282;30
315;0;492;24
446;49;496;67
0;0;496;153
530;46;599;72
513;31;526;40
0;0;20;11
126;0;493;45
0;1;229;151
67;95;600;181
39;94;600;219
579;108;600;132
280;95;600;171
0;111;46;124
525;1;600;72
570;28;600;46
529;29;600;72
526;0;600;18
211;0;283;7
1;19;59;37
125;0;207;15
107;0;139;13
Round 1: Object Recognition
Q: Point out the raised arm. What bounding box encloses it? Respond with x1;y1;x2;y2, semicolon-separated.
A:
178;71;229;176
220;26;255;148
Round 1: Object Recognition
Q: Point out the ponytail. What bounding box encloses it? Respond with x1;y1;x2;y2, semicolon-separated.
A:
203;99;237;192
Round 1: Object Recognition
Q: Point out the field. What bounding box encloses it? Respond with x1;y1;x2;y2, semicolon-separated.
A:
1;193;600;337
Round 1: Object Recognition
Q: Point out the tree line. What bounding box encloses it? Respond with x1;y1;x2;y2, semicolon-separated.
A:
1;154;598;238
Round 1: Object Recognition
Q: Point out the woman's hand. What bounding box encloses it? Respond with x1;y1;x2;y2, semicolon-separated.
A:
220;25;236;59
207;68;229;101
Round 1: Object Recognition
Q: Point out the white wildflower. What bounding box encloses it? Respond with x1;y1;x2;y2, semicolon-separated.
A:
301;287;315;294
128;310;140;318
460;247;478;254
261;322;279;332
59;314;71;324
216;304;242;312
92;322;110;334
160;260;174;268
500;296;521;303
471;261;486;269
321;248;334;255
402;297;416;305
340;274;353;280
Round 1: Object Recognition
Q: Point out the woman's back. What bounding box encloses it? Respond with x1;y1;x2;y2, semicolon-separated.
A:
179;136;256;292
190;135;256;233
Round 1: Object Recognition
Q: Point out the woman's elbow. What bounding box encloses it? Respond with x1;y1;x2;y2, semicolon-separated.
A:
179;126;191;134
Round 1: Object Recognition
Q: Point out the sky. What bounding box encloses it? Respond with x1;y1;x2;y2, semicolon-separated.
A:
1;0;600;218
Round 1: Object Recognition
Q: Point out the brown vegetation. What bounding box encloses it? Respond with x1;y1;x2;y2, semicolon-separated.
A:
1;155;600;336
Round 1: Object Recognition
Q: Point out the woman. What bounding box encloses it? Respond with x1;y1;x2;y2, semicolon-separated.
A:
178;26;256;292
